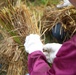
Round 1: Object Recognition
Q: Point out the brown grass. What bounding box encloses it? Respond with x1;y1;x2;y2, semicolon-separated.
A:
41;6;76;42
0;2;39;75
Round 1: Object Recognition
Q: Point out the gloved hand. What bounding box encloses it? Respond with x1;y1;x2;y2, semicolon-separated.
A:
57;0;72;8
24;34;43;54
43;43;62;63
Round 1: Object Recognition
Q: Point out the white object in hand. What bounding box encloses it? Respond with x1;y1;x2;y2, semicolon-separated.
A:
43;43;62;63
24;34;43;54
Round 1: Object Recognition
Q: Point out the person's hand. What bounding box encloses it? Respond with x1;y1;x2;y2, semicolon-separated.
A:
43;43;62;63
24;34;43;54
57;0;72;8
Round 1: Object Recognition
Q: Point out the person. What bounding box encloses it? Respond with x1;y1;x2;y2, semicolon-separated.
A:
57;0;72;8
24;0;76;75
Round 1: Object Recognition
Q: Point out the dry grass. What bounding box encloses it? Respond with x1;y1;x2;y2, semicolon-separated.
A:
41;6;76;43
0;1;39;75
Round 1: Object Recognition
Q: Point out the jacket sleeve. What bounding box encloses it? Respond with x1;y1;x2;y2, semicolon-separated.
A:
28;34;76;75
28;51;52;75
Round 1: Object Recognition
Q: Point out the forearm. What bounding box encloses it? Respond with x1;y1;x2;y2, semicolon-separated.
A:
28;51;52;75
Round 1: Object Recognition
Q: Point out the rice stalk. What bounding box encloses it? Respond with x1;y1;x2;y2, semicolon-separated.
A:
0;1;39;75
41;6;76;42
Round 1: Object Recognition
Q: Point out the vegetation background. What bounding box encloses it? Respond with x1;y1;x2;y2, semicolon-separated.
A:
0;0;60;75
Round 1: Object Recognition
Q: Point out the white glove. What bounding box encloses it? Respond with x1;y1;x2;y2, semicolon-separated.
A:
43;43;62;63
24;34;43;54
57;0;72;8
